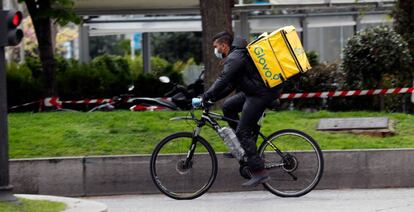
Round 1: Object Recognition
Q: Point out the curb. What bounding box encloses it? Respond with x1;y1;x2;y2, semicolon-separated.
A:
9;148;414;196
15;194;108;212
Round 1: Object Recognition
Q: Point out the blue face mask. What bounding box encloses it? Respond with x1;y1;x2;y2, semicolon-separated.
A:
214;48;223;59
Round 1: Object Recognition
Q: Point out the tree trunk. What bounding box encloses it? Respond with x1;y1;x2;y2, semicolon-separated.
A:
25;0;58;96
200;0;234;91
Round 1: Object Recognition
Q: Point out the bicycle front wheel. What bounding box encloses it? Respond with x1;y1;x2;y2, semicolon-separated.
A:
150;132;218;200
258;129;324;197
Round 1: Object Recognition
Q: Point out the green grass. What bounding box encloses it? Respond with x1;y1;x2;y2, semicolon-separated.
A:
7;110;414;159
0;198;66;212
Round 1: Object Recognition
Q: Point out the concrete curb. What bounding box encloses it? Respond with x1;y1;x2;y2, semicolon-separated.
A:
15;194;107;212
9;148;414;197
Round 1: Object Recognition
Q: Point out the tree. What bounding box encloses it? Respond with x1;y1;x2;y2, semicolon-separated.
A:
19;0;80;96
151;32;203;64
393;0;414;64
200;0;234;91
392;0;414;112
22;17;78;57
90;35;131;58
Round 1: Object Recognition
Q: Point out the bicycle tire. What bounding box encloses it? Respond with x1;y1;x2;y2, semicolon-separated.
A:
150;132;218;200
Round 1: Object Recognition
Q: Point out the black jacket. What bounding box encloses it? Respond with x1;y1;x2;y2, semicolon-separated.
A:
202;39;281;102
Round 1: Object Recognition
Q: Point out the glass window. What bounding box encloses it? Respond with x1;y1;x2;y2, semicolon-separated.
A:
307;26;354;63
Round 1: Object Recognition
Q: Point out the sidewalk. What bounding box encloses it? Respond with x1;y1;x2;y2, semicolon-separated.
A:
85;188;414;212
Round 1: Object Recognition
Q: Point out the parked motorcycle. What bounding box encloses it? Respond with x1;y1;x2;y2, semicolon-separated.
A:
129;71;205;111
88;85;136;112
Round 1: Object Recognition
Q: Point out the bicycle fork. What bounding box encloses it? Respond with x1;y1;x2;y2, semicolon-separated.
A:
183;126;201;167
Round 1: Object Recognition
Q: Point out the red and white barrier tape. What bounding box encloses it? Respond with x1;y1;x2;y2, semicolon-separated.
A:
43;97;62;109
9;100;41;110
61;98;113;105
10;87;414;110
43;97;113;109
280;87;414;100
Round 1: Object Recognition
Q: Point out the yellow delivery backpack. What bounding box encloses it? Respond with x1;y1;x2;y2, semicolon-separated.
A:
247;25;311;88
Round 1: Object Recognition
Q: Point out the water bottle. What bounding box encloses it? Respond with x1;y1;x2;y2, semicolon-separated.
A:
218;127;245;161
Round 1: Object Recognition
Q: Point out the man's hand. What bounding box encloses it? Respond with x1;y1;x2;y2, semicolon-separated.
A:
192;97;203;108
192;97;214;108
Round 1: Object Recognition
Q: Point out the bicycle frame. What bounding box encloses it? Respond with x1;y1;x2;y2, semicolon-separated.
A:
170;107;286;166
151;108;322;199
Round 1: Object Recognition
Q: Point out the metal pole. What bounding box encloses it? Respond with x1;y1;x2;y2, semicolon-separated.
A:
301;17;309;50
130;33;135;60
353;14;362;34
239;12;250;40
0;0;17;202
234;12;249;41
142;32;151;73
79;24;90;63
18;3;24;64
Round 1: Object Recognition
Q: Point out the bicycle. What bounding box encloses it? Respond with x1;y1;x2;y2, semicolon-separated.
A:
149;103;324;200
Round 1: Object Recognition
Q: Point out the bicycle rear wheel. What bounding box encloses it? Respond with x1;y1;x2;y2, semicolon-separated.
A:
258;129;324;197
150;132;218;200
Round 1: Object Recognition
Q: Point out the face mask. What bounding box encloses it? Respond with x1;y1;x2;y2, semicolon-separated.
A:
214;48;223;59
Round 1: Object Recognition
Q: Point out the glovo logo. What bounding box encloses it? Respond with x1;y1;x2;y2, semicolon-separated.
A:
253;46;280;80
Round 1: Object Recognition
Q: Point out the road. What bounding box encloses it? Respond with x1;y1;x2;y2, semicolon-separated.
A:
85;188;414;212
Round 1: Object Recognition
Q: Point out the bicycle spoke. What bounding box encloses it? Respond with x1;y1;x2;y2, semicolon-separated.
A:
287;172;298;181
259;129;324;197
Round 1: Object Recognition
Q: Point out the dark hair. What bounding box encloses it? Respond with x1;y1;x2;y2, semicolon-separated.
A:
212;31;233;46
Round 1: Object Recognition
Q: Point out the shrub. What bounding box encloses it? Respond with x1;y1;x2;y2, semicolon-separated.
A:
56;62;105;99
6;63;42;107
8;54;188;109
340;25;413;111
342;25;412;89
90;54;133;96
393;0;414;63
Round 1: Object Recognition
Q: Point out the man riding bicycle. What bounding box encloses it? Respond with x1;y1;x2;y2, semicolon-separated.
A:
195;31;282;187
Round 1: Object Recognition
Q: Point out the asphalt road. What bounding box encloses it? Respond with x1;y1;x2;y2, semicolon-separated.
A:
85;188;414;212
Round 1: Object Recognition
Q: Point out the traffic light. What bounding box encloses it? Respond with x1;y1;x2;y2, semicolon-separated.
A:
0;10;23;47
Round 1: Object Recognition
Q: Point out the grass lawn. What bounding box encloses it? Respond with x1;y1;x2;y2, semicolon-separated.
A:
7;110;414;159
0;198;66;212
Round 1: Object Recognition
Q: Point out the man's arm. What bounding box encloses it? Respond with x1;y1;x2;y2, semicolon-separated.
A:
202;54;243;101
209;84;235;102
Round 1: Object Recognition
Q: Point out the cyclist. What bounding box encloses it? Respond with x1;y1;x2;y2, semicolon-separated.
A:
195;31;282;187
